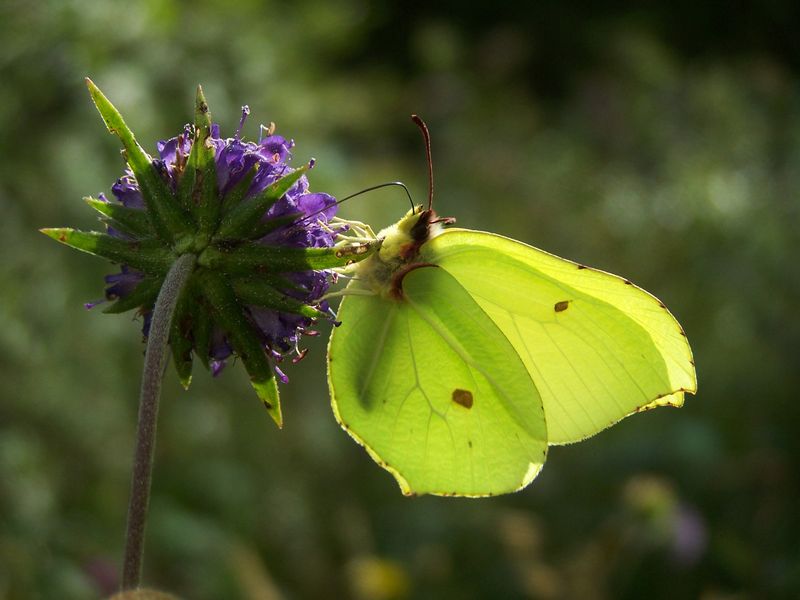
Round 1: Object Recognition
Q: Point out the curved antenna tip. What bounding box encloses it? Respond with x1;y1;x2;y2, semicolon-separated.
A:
410;115;434;210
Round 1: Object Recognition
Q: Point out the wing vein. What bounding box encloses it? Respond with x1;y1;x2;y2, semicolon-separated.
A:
358;306;396;398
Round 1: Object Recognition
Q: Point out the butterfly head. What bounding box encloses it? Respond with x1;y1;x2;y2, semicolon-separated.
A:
376;205;452;261
348;116;456;299
350;206;453;299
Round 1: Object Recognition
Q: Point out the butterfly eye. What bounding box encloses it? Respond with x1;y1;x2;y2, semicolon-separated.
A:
409;209;434;243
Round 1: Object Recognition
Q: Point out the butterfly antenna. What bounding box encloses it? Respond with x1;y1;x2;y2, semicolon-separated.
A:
337;181;415;212
292;181;416;228
411;114;434;211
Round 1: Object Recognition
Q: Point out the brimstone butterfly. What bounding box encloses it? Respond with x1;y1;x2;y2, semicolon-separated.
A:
327;117;696;497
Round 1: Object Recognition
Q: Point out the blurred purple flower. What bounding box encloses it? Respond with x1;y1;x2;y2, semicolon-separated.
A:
97;108;341;377
671;504;707;566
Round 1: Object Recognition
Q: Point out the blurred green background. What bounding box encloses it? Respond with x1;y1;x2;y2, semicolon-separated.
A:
2;1;799;598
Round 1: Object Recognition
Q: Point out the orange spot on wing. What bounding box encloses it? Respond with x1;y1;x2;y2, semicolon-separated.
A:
554;300;570;312
452;389;473;409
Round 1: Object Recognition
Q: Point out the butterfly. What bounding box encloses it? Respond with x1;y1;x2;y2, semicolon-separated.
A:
326;117;696;497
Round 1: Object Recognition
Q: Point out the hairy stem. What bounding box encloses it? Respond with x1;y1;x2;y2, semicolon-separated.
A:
121;253;196;590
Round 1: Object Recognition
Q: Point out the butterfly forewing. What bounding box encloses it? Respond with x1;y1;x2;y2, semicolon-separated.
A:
422;229;697;444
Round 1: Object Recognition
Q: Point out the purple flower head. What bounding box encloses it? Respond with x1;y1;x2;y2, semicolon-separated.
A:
43;82;377;424
106;111;344;375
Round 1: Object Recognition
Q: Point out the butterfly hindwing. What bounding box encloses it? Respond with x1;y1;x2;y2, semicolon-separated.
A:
328;265;547;496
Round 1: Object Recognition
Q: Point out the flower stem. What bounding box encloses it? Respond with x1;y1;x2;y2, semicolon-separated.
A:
121;253;196;590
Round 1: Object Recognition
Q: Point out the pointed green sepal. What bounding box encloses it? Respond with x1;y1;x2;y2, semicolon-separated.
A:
248;212;304;240
215;163;311;241
193;85;212;146
220;164;258;214
192;86;221;239
231;277;327;319
199;239;379;275
191;296;213;370
103;276;162;314
200;271;283;426
171;337;194;389
252;375;282;428
40;228;173;274
177;132;197;213
85;78;193;242
264;163;312;203
85;197;153;238
170;289;194;389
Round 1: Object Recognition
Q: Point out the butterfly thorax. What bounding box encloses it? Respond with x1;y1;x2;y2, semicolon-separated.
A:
352;207;444;300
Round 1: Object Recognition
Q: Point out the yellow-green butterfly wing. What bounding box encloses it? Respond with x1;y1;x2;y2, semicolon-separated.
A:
419;229;696;444
328;265;547;497
327;209;696;496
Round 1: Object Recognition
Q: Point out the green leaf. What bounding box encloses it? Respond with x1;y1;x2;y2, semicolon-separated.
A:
215;163;311;241
199;239;379;274
200;271;282;426
103;276;162;314
231;277;326;319
40;228;173;274
85;197;153;237
85;78;193;242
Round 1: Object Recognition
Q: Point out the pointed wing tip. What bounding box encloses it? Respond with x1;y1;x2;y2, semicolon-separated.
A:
517;461;546;490
631;386;697;415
